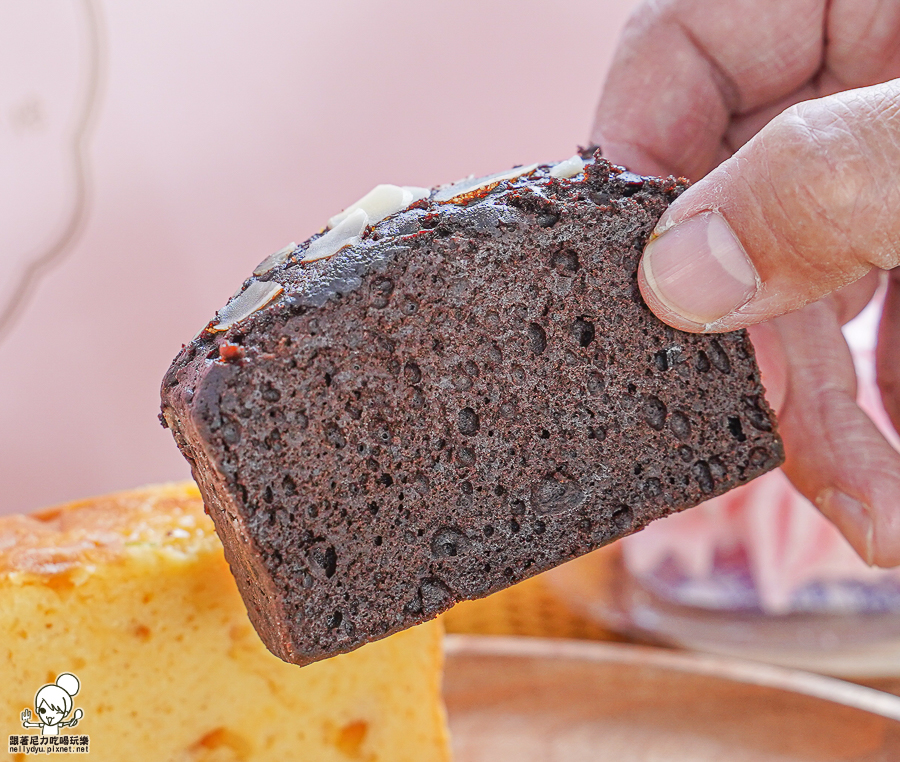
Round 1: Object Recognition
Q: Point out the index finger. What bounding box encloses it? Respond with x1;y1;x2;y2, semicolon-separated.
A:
592;0;827;179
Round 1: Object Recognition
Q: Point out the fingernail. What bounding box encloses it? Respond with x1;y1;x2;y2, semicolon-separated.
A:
642;211;758;326
816;488;875;566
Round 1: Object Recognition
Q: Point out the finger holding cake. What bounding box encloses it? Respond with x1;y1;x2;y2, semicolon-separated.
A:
594;0;900;566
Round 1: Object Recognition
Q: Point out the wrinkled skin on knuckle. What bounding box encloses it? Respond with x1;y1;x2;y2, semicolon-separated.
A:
859;88;900;265
777;104;861;230
758;98;900;277
827;0;900;83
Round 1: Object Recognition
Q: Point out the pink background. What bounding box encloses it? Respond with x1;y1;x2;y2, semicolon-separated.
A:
0;0;641;514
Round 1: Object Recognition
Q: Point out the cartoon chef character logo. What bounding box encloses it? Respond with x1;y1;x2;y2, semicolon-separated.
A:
20;673;84;736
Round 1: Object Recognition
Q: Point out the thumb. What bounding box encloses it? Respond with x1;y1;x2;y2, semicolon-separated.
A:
638;79;900;332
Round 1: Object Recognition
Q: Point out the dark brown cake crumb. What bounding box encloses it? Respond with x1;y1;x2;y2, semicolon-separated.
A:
161;154;783;665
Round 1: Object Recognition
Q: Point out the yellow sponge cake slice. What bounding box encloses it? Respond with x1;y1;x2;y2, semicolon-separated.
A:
0;483;450;762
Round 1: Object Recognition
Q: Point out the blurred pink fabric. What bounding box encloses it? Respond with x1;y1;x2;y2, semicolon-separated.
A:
0;0;641;514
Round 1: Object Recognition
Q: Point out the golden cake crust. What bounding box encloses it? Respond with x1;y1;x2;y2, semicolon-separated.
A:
0;483;214;577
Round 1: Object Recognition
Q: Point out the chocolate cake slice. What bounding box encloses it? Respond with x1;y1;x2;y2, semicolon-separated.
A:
160;152;783;666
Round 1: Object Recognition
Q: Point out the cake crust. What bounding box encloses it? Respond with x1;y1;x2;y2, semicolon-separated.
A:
161;155;783;665
0;483;214;577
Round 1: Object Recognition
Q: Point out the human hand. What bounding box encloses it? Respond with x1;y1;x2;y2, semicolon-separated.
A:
593;0;900;566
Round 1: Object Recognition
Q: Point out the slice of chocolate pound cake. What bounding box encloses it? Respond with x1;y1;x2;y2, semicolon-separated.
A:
160;150;783;666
